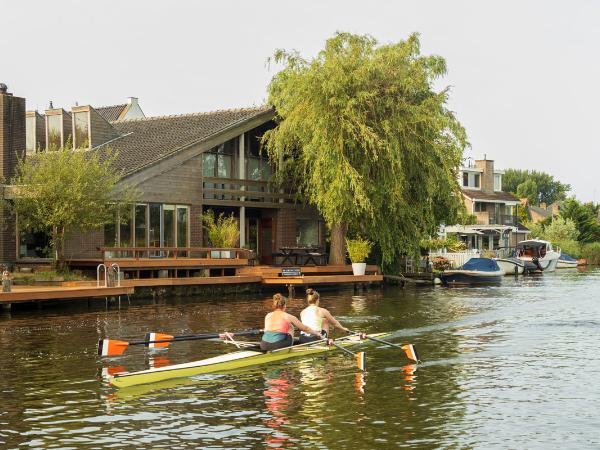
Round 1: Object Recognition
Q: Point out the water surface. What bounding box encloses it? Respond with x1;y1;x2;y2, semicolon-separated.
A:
1;269;599;449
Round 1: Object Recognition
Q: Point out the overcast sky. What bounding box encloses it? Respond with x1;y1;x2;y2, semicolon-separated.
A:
4;0;598;202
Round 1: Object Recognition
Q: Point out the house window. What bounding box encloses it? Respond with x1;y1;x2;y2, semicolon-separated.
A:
26;116;36;154
297;220;320;246
202;138;237;179
135;204;148;247
47;114;62;149
462;172;481;188
74;111;90;149
18;228;51;258
474;202;486;212
494;174;502;191
176;206;189;247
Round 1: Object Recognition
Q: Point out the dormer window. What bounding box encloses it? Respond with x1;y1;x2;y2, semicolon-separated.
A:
73;110;90;149
494;173;502;191
47;114;62;149
462;171;480;188
45;109;72;150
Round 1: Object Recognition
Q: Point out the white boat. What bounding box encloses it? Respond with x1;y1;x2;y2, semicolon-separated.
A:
514;239;561;272
557;253;578;269
495;257;538;275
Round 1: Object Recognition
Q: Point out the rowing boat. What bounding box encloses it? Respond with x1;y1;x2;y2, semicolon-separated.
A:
107;332;388;388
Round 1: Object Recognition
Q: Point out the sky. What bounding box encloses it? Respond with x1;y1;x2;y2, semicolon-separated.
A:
4;0;599;202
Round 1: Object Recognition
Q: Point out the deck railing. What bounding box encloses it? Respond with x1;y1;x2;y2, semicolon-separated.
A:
202;177;295;206
98;246;250;260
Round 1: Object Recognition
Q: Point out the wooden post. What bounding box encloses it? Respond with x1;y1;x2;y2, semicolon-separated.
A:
287;284;294;299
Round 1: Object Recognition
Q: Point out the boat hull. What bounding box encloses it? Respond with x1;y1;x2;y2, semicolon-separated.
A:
439;269;504;285
108;333;388;388
557;260;578;269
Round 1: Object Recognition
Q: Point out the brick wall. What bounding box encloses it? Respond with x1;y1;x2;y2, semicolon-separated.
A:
475;159;495;194
190;204;203;246
0;91;25;265
88;106;120;148
63;228;104;260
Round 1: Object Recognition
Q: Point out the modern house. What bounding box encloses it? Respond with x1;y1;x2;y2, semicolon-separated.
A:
444;157;528;252
0;84;324;269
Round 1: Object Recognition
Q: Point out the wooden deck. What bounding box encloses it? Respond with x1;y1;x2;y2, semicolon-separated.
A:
0;286;134;304
107;258;249;269
121;275;261;287
261;274;383;285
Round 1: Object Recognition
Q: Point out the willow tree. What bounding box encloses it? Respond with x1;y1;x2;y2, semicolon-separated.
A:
263;32;467;265
10;146;136;267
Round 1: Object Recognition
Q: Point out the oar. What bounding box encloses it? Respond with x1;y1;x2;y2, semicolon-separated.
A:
351;331;419;363
328;339;366;371
98;329;262;357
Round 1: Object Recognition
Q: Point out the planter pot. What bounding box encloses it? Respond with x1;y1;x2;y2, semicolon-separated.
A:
352;262;367;276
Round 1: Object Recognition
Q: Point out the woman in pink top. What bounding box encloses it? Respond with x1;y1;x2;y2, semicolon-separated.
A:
260;294;321;351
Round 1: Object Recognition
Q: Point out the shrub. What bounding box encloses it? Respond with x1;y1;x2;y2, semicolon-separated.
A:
346;237;372;263
581;242;600;265
554;239;581;258
201;211;240;247
431;256;450;271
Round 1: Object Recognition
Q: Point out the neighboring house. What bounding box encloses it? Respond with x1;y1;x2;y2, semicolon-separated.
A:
0;84;324;267
522;200;562;224
445;157;529;252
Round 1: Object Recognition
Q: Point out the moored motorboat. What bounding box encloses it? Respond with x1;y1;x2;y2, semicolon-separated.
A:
495;257;538;275
439;258;504;285
514;239;560;272
557;253;578;269
107;332;390;388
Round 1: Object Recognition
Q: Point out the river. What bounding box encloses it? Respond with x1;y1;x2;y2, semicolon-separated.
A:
1;268;599;449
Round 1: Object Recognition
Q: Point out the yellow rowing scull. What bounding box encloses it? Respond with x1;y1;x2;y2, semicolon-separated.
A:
107;333;388;388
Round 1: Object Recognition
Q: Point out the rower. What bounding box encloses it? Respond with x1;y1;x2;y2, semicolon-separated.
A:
260;294;321;352
299;288;350;344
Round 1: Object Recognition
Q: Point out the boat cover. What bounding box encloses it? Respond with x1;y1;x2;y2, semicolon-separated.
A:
559;253;577;262
460;258;502;272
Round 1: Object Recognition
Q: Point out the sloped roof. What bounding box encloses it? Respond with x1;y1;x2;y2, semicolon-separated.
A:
462;189;519;202
96;104;127;122
529;205;552;218
94;106;274;176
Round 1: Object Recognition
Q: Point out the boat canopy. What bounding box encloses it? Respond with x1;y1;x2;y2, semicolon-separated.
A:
460;258;501;272
517;240;550;249
559;253;577;262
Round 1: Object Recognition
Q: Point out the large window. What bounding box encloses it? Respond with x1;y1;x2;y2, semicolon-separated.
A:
246;135;271;181
474;202;486;213
19;229;51;259
202;139;237;179
104;203;189;253
74;111;90;149
47;114;62;149
297;220;320;246
26;116;36;154
494;173;502;191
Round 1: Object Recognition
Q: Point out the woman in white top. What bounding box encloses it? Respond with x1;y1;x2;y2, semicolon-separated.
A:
299;288;350;344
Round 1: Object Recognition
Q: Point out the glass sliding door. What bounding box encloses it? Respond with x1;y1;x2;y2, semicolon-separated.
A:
135;204;148;248
176;206;189;252
163;205;175;249
149;204;161;256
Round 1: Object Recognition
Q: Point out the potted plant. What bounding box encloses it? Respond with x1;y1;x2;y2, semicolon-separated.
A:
201;211;240;258
431;256;451;271
346;237;372;276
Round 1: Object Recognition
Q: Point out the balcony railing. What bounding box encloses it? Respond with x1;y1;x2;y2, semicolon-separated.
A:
202;177;295;206
489;214;518;226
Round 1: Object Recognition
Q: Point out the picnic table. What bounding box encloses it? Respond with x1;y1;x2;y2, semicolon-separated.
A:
277;246;324;266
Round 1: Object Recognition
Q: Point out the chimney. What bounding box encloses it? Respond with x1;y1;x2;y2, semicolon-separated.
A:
474;158;495;194
127;96;138;106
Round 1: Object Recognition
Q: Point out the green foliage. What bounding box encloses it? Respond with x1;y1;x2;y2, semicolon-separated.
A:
559;199;600;243
10;145;136;265
525;221;545;239
516;204;528;224
457;213;477;226
503;169;570;206
581;242;600;265
543;217;579;242
263;32;467;264
420;234;466;252
555;239;581;259
201;210;240;247
516;179;538;205
346;237;372;263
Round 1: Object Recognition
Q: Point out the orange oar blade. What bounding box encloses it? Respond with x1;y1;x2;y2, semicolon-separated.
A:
401;344;419;362
355;351;366;371
98;339;129;357
145;333;174;349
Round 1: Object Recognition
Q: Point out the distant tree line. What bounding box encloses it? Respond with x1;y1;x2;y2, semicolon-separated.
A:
503;169;571;206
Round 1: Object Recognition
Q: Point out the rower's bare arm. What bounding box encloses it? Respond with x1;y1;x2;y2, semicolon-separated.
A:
323;309;349;332
287;314;321;336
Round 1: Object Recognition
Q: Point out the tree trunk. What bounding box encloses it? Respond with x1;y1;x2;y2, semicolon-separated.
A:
328;222;347;265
